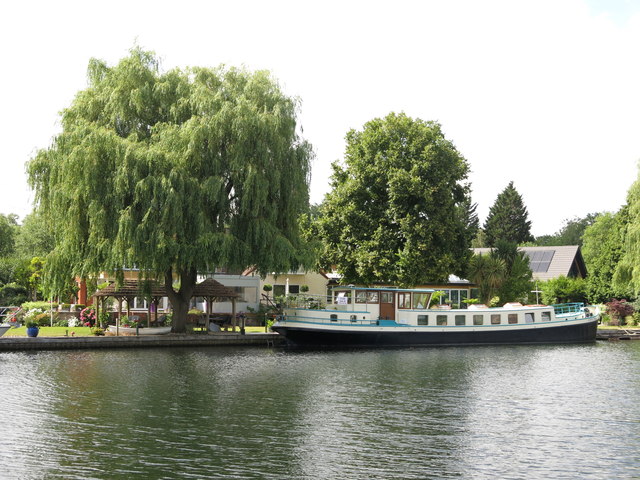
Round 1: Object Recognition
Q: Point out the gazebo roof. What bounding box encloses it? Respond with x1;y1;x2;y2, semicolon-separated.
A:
94;277;239;300
94;279;167;299
192;278;239;299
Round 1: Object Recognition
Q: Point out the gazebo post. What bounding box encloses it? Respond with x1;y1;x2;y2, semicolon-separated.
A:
117;297;122;336
232;297;237;333
205;297;211;332
147;300;151;328
95;296;100;328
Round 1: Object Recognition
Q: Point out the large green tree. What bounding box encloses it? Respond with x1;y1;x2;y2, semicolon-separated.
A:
483;181;533;246
582;210;630;302
28;48;312;331
0;213;18;257
318;112;475;286
535;213;598;247
613;172;640;295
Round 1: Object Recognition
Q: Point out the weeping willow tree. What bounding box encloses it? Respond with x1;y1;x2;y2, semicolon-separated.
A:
28;48;312;332
613;172;640;295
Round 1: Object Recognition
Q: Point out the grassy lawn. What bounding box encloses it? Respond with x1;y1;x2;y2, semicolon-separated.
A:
4;326;93;337
597;324;640;330
4;325;270;337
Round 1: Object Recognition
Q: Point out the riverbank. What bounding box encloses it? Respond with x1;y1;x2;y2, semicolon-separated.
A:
0;332;283;351
595;328;640;341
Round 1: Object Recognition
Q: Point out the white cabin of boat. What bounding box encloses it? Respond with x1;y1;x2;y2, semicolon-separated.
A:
282;285;593;328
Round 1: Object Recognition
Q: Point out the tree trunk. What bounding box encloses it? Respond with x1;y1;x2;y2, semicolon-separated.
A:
164;267;197;333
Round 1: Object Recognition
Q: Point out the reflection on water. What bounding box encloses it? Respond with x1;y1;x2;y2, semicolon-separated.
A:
1;343;639;479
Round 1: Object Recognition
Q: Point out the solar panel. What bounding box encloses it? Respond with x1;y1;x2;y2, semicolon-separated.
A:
525;250;555;272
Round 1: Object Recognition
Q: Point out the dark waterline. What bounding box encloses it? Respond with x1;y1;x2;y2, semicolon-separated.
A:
1;343;639;479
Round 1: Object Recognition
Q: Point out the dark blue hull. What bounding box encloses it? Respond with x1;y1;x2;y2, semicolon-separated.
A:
272;320;599;348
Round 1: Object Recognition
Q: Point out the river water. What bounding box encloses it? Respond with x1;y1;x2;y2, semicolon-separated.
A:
1;342;639;479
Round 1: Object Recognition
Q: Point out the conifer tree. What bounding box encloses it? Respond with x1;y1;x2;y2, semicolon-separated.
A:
483;181;533;247
28;48;312;331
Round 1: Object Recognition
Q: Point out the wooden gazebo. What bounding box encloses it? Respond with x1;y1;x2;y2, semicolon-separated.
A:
94;279;167;328
93;277;242;333
192;278;241;332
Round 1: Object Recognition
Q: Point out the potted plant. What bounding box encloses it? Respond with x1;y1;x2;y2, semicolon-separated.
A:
25;321;39;337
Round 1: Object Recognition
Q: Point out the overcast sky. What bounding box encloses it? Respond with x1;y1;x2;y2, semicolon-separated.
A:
2;0;640;236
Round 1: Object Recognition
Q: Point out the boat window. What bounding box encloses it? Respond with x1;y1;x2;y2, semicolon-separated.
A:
355;291;368;304
417;315;428;325
473;314;484;325
455;315;466;326
350;315;358;322
525;312;534;323
367;291;379;303
491;314;501;325
330;314;338;321
398;293;411;309
413;293;430;310
436;315;447;326
381;292;394;304
542;311;551;322
508;314;518;324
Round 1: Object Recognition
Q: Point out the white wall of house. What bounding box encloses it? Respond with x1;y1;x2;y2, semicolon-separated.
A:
193;274;261;314
247;269;330;301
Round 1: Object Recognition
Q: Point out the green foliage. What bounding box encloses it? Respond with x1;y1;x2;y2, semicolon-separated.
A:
613;172;640;295
428;291;446;308
539;276;588;304
493;241;533;303
605;299;634;326
483;181;533;247
319;112;475;286
534;213;598;247
34;312;53;327
27;48;312;331
582;210;630;302
466;254;506;304
262;284;273;292
14;211;54;258
0;282;28;306
21;301;54;311
466;242;533;304
0;213;18;257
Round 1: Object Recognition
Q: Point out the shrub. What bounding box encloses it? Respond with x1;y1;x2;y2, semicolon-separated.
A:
34;312;53;327
605;299;634;325
0;283;28;306
21;301;54;312
79;307;96;326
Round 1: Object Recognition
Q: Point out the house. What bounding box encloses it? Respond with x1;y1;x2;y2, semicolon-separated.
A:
472;245;587;281
244;267;331;301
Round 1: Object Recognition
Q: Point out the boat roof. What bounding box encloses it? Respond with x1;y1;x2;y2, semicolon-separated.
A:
331;285;435;294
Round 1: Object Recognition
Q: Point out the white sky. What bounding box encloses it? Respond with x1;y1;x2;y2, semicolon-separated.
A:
2;0;640;236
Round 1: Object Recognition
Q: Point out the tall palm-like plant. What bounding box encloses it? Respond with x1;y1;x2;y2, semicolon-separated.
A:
467;254;506;305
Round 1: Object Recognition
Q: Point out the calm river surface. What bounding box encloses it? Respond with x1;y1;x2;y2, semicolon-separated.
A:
1;342;639;479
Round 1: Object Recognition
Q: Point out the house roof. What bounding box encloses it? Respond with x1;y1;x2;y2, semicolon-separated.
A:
472;245;587;281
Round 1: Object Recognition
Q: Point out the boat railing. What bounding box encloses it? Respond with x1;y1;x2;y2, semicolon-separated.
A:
0;306;22;325
281;294;328;310
551;303;585;315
